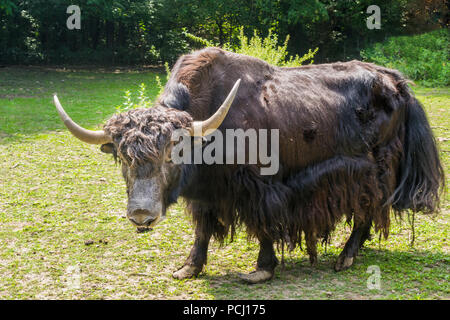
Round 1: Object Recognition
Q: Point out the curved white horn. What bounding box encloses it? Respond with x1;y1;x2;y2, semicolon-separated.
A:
53;95;112;144
189;79;241;136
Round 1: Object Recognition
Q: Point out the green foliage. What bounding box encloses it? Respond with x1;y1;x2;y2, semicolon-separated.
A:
361;29;450;86
115;83;152;113
0;0;16;15
156;62;171;95
0;0;189;65
184;30;216;48
1;0;446;65
115;62;169;113
186;27;318;67
226;28;317;67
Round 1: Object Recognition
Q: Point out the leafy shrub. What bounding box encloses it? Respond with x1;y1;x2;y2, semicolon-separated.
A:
361;29;449;86
115;84;150;114
115;62;170;113
225;27;318;67
186;27;318;67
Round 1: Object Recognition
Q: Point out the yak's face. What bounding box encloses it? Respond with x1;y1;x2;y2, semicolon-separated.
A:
53;79;240;231
101;107;192;231
122;156;179;229
102;140;180;230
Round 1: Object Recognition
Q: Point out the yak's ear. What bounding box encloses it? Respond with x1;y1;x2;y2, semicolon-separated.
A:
100;143;115;154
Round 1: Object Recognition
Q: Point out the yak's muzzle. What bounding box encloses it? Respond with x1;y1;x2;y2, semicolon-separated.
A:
127;209;158;227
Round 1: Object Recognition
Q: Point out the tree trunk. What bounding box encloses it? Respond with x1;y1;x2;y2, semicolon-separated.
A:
216;18;224;46
92;18;100;50
106;20;114;49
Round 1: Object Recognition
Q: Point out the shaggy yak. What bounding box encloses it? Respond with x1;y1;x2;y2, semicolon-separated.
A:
54;47;444;283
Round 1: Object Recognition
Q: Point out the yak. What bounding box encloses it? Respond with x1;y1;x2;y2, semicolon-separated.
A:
54;47;444;283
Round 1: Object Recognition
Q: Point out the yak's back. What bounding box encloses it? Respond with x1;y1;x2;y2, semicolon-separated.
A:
160;49;412;170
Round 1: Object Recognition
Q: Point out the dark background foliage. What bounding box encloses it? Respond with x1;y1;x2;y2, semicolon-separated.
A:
0;0;447;65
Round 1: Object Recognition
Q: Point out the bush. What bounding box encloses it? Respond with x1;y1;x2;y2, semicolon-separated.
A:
361;29;449;86
226;28;318;67
186;27;318;67
115;63;170;113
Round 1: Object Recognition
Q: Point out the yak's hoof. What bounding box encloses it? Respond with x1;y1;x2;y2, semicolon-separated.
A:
172;265;201;280
238;270;274;284
334;255;354;272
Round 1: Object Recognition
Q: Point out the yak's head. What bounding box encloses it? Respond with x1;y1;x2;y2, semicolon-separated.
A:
53;80;240;231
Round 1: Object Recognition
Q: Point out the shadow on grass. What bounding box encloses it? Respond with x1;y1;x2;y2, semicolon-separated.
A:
198;248;449;299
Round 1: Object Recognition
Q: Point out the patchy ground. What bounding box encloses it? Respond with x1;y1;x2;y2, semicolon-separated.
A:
0;67;448;299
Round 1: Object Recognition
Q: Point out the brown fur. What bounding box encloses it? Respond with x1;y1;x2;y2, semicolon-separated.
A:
103;106;192;167
102;48;444;268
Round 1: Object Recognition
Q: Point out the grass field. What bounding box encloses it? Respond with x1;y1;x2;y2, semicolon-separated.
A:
0;66;448;299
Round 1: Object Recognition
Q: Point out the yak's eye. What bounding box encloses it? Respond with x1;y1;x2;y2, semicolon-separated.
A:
100;143;115;154
165;142;174;163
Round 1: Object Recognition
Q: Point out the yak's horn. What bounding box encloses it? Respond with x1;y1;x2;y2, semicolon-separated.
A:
189;79;241;136
53;95;112;144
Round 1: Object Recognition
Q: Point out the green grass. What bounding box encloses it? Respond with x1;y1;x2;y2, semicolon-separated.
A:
0;66;448;300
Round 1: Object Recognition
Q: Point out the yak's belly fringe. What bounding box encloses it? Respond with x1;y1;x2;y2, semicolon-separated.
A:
373;136;403;237
186;155;392;252
286;156;384;247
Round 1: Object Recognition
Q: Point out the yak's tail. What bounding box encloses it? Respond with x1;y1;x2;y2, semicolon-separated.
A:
391;93;444;214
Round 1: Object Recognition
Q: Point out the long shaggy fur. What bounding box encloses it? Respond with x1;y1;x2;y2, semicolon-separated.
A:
390;91;445;213
180;155;386;250
103;107;193;167
105;48;444;262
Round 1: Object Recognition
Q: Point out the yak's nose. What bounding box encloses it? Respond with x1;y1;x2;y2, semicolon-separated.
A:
128;209;157;226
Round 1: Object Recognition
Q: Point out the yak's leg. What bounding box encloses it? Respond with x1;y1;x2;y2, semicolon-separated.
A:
358;218;373;248
335;219;372;271
305;232;318;266
239;236;278;284
173;226;211;280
